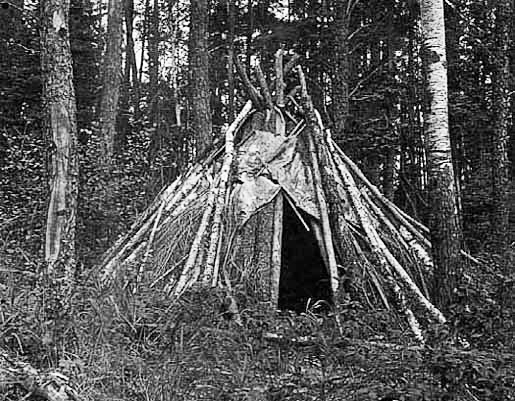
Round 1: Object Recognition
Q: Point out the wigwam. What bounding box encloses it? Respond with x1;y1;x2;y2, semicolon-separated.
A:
99;50;456;343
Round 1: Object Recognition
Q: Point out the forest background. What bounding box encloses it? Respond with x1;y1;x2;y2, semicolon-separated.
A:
0;0;514;400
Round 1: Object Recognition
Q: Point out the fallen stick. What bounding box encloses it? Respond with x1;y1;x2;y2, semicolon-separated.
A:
263;332;424;351
0;349;82;401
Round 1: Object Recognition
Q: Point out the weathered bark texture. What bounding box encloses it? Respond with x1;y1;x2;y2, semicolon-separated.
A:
0;0;24;139
120;0;139;132
331;1;350;142
490;0;512;249
420;0;463;309
148;0;160;107
41;0;79;282
227;0;236;120
189;0;213;158
510;2;515;242
270;193;284;308
124;0;138;91
98;0;123;165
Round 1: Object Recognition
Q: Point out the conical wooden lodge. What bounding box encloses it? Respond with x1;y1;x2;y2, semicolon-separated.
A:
98;51;460;343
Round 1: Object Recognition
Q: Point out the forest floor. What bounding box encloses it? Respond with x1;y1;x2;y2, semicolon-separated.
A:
0;249;514;401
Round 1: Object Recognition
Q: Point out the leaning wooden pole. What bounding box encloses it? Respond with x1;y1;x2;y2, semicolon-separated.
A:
297;67;339;298
167;176;219;297
270;192;284;308
203;101;254;283
330;151;425;342
305;130;340;298
331;147;446;326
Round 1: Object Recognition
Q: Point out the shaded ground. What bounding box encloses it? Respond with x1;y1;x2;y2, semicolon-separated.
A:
1;251;514;401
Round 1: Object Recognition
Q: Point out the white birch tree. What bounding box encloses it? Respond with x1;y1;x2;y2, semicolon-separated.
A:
420;0;463;309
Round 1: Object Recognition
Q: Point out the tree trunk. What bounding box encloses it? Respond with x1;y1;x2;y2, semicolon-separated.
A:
420;0;462;310
227;0;236;121
382;10;398;201
118;0;136;146
148;0;160;114
490;0;512;249
383;149;396;201
125;0;139;117
0;0;25;134
510;2;515;242
98;0;123;165
41;0;79;283
247;0;253;71
331;1;350;144
189;0;212;159
69;0;98;139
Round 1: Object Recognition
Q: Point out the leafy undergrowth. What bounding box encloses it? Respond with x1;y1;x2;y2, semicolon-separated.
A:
1;251;514;400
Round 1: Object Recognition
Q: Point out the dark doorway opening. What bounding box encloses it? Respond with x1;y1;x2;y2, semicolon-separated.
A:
278;199;333;313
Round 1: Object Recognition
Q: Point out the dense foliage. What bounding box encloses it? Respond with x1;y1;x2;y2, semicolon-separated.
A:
0;0;514;399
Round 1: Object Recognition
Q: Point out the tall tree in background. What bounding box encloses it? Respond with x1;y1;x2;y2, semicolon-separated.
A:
98;0;123;165
119;0;139;138
40;0;79;283
189;0;212;158
331;0;351;143
420;0;462;309
70;0;99;139
148;0;160;120
490;0;512;249
227;0;236;121
511;3;515;240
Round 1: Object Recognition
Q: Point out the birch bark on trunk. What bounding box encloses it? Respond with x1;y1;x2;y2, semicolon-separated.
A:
189;0;212;159
420;0;462;310
41;0;79;283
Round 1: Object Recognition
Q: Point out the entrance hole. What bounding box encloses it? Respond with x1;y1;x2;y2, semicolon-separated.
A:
278;199;333;313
